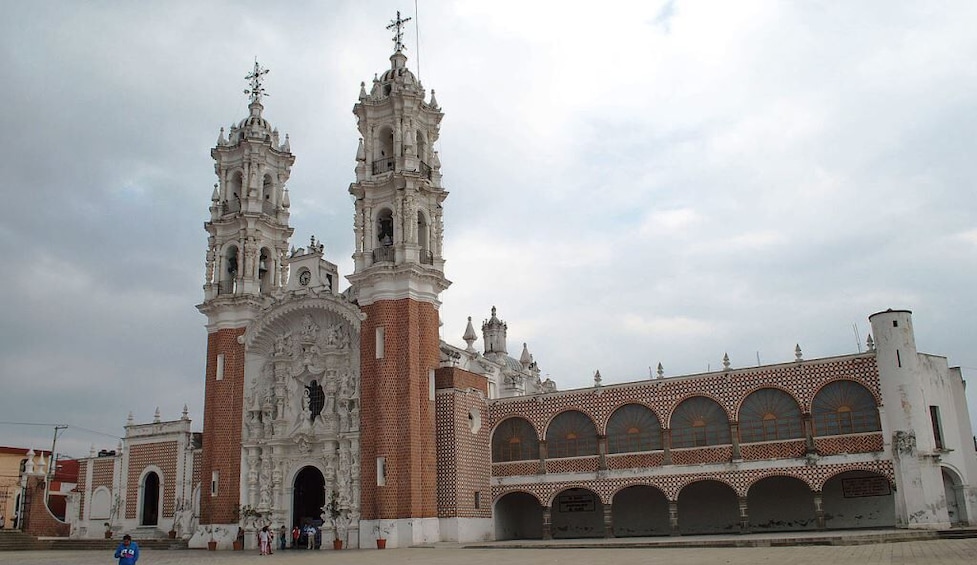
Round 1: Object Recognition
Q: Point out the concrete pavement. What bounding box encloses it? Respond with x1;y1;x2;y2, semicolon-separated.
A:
6;537;977;565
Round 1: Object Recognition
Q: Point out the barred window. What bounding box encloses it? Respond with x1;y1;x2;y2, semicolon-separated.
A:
607;404;663;453
738;388;804;443
546;411;598;458
491;417;539;462
812;380;881;436
670;397;731;448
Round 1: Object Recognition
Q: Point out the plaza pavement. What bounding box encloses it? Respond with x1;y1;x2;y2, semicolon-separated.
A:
6;536;977;565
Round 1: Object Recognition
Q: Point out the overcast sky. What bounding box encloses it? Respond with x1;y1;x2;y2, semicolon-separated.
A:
2;1;976;459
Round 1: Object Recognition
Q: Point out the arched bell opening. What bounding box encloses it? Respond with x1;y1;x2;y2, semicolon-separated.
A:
221;245;239;295
258;247;272;293
417;211;431;264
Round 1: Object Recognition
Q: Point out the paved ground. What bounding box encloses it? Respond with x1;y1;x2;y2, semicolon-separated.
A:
7;538;977;565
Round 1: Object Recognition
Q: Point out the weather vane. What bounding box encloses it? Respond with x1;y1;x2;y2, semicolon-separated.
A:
244;58;270;103
387;10;412;52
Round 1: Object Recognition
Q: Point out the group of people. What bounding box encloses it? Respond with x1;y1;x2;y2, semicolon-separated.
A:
112;522;327;563
257;523;323;555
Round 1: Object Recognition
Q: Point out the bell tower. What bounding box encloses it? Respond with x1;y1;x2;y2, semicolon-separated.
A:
197;61;295;526
346;12;450;545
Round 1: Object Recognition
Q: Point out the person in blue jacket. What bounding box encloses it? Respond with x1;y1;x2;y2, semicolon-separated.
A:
114;534;139;565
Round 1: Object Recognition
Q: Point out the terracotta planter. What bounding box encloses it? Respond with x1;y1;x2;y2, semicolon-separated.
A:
207;540;218;551
168;530;177;539
104;531;112;539
332;539;343;550
232;540;244;551
376;538;387;549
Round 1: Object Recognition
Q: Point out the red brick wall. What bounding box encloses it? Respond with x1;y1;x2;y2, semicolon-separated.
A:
435;371;491;519
435;367;488;395
126;442;178;520
23;475;69;537
359;298;439;520
199;327;246;523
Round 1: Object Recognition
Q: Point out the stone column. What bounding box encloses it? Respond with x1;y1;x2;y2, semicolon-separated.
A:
730;422;742;460
538;440;548;475
813;492;825;529
542;507;552;540
602;504;614;538
803;414;817;453
597;435;608;471
662;429;672;465
668;500;680;536
738;496;750;533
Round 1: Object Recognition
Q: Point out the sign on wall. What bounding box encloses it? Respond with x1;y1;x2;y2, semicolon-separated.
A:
841;476;891;498
557;492;596;513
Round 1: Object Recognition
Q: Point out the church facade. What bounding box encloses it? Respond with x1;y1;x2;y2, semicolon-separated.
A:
67;26;977;548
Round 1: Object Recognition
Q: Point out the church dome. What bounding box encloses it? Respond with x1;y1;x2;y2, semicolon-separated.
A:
236;101;274;141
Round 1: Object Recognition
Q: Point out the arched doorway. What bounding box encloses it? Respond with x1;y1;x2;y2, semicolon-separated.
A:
822;470;894;529
494;492;544;540
747;476;816;532
943;467;969;525
141;472;160;526
677;480;739;534
293;466;325;528
612;485;669;537
551;488;603;539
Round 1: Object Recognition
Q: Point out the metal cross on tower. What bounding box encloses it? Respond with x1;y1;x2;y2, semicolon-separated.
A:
387;10;412;52
244;59;270;103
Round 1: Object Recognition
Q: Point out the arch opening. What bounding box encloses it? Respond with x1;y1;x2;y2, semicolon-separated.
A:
551;488;603;539
611;485;669;537
494;492;543;540
747;476;816;532
292;466;325;530
677;480;738;534
141;471;160;526
822;470;894;529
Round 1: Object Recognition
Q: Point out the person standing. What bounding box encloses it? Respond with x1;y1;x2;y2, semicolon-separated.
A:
279;525;287;551
258;525;271;555
291;525;300;549
113;534;139;565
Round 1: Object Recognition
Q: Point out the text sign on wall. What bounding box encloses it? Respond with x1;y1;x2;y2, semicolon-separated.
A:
841;476;891;498
557;492;596;513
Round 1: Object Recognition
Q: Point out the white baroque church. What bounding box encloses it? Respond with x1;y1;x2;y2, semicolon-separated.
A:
58;17;977;549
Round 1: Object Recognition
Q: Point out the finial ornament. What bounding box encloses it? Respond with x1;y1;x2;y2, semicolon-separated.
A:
722;352;731;371
657;362;664;379
387;10;413;53
593;370;602;387
795;344;803;362
244;58;270;103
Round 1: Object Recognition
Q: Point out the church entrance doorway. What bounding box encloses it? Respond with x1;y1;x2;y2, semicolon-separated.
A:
141;472;160;526
293;466;325;528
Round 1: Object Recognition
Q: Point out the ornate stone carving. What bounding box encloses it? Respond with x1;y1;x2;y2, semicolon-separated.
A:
894;430;916;456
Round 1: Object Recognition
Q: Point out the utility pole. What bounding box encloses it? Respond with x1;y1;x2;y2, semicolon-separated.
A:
45;425;67;503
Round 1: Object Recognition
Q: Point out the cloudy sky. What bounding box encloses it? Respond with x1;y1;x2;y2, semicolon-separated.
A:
2;1;976;459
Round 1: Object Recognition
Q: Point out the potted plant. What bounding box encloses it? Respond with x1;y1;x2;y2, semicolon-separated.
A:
233;527;244;551
374;521;390;549
206;526;218;551
103;522;113;539
325;490;348;550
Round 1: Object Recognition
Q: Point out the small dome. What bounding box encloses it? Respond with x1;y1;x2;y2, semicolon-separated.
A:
236;101;274;142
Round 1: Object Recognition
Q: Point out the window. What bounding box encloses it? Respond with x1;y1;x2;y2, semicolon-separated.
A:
216;354;225;381
210;471;219;496
812;380;881;436
491;418;539;462
930;406;945;450
474;491;481;509
738;388;804;443
607;404;662;453
670;397;731;448
545;411;598;458
377;457;387;486
375;327;385;359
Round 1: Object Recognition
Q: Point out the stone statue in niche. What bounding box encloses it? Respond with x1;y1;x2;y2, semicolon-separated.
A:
274;332;291;357
301;315;319;341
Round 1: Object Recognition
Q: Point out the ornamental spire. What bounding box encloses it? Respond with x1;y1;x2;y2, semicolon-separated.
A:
244;58;270;104
387;10;412;53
